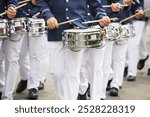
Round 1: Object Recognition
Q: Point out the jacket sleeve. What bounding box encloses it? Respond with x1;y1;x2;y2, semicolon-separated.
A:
7;0;18;8
107;0;124;14
130;0;143;14
36;0;54;21
88;0;107;20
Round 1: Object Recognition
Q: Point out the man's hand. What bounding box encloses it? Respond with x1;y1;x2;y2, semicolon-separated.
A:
111;3;121;12
47;17;59;29
123;0;132;5
99;16;110;28
7;7;16;19
135;10;144;19
31;0;37;5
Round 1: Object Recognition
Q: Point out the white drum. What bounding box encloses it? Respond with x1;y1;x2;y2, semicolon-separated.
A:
103;23;121;41
62;28;104;51
27;18;46;36
120;24;135;39
9;18;26;35
0;19;9;40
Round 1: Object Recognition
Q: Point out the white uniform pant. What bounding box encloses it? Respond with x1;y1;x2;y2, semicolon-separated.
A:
87;46;106;100
111;41;128;89
39;37;49;83
1;34;23;100
0;41;5;93
139;22;148;59
49;42;83;100
19;34;46;90
102;41;114;99
127;21;145;76
139;21;150;68
78;49;89;95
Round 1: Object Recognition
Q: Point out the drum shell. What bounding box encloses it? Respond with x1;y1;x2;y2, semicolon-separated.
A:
62;28;104;51
27;18;46;37
0;19;9;40
103;23;121;41
9;18;27;35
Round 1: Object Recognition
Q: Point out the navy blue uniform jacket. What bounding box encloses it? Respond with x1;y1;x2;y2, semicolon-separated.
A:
37;0;107;41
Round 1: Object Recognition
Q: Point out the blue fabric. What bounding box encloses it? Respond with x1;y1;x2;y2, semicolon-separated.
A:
16;1;40;18
37;0;107;41
0;0;18;19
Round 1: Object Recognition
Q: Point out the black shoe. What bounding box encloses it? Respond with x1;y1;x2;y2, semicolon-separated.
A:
106;79;112;91
148;68;150;76
16;80;27;93
77;93;86;100
38;82;44;90
0;92;2;100
127;75;136;81
109;87;119;96
28;88;38;100
124;67;128;78
137;55;149;70
87;83;90;98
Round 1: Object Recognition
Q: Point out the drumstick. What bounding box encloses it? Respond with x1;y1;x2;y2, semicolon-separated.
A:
131;0;135;4
82;18;119;24
32;12;41;18
18;0;31;4
58;18;79;26
120;8;150;23
44;18;79;29
0;3;27;16
103;4;128;8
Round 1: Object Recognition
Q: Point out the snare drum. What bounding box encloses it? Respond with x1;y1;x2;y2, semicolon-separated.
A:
62;28;104;51
103;23;121;41
0;19;8;40
27;18;46;36
120;24;135;39
8;18;26;35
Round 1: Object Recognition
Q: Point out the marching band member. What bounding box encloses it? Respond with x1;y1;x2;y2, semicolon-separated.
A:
16;0;47;99
37;0;110;100
101;0;123;99
0;0;25;100
108;0;143;96
126;0;145;81
137;17;150;75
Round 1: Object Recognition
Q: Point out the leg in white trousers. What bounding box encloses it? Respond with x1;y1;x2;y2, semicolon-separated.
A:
19;34;46;90
49;42;83;100
19;34;30;81
2;34;23;100
148;51;150;68
139;22;148;60
102;41;114;99
0;41;5;93
111;42;128;89
127;21;145;76
78;49;89;95
39;37;49;83
87;47;105;100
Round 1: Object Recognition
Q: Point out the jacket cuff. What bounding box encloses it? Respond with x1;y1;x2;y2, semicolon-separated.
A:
8;4;16;8
42;9;54;21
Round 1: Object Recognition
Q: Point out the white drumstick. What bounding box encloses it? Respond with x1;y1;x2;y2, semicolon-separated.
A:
32;12;41;18
82;18;119;24
120;8;150;23
58;18;79;26
103;4;128;8
19;0;31;4
0;3;27;16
